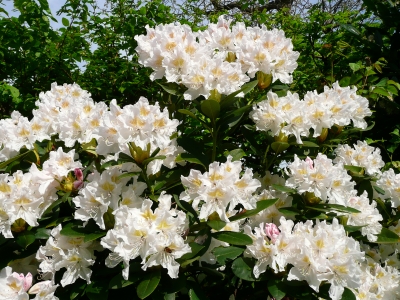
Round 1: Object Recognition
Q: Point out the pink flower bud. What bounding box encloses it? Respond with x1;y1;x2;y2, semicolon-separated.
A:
264;223;280;243
305;157;314;170
12;272;33;291
73;180;83;190
74;168;83;181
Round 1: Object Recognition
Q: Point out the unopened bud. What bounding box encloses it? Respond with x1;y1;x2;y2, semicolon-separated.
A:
226;52;236;63
209;89;221;102
304;191;321;205
274;131;288;143
11;218;27;233
257;71;272;90
317;128;329;143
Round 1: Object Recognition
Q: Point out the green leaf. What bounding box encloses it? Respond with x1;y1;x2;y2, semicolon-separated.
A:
229;199;278;221
372;87;390;97
0;150;34;169
158;82;180;95
375;228;400;243
173;195;199;223
349;63;362;72
62;17;70;26
306;204;360;214
271;142;290;153
178;109;198;120
344;165;364;173
213;246;244;265
16;231;35;249
212;231;252;245
207;220;226;231
341;287;356;300
267;279;286;300
142;155;166;166
271;184;296;194
373;185;386;195
300;141;319;148
338;23;361;35
226;149;246;161
340;76;351;87
175;153;206;169
137;269;161;299
201;100;220;120
343;225;365;232
189;289;200;300
60;222;106;242
231;257;256;281
5;85;20;98
118;152;136;163
220;80;258;109
35;228;51;239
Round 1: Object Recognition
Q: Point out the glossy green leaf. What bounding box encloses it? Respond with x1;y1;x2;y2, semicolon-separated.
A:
220;80;258;109
178;109;198;120
213;246;244;265
207;220;226;231
267;279;286;300
62;17;70;26
0;150;34;169
300;141;319;148
226;149;246;161
338;22;361;35
376;228;400;243
212;231;252;245
189;289;200;300
271;142;290;153
341;287;356;300
272;184;297;194
16;231;35;249
231;257;256;281
137;269;161;299
175;153;206;169
201;100;220;120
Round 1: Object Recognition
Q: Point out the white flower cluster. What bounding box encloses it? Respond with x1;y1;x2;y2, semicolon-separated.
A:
357;240;400;299
180;156;261;222
101;192;190;279
248;172;293;227
0;266;59;300
134;15;299;100
285;154;382;241
250;82;372;143
245;217;365;300
376;168;400;208
36;224;100;287
73;168;146;230
0;83;183;176
334;140;385;175
0;148;81;238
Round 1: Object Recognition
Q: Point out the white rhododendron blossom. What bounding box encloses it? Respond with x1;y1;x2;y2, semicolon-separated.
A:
334;140;385;175
250;82;372;144
134;15;299;100
36;224;99;287
245;217;365;300
0;266;59;300
180;156;261;222
101;192;190;279
376;168;400;208
0;84;183;176
285;154;382;241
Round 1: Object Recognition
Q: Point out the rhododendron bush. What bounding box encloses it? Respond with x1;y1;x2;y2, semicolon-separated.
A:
1;16;400;300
